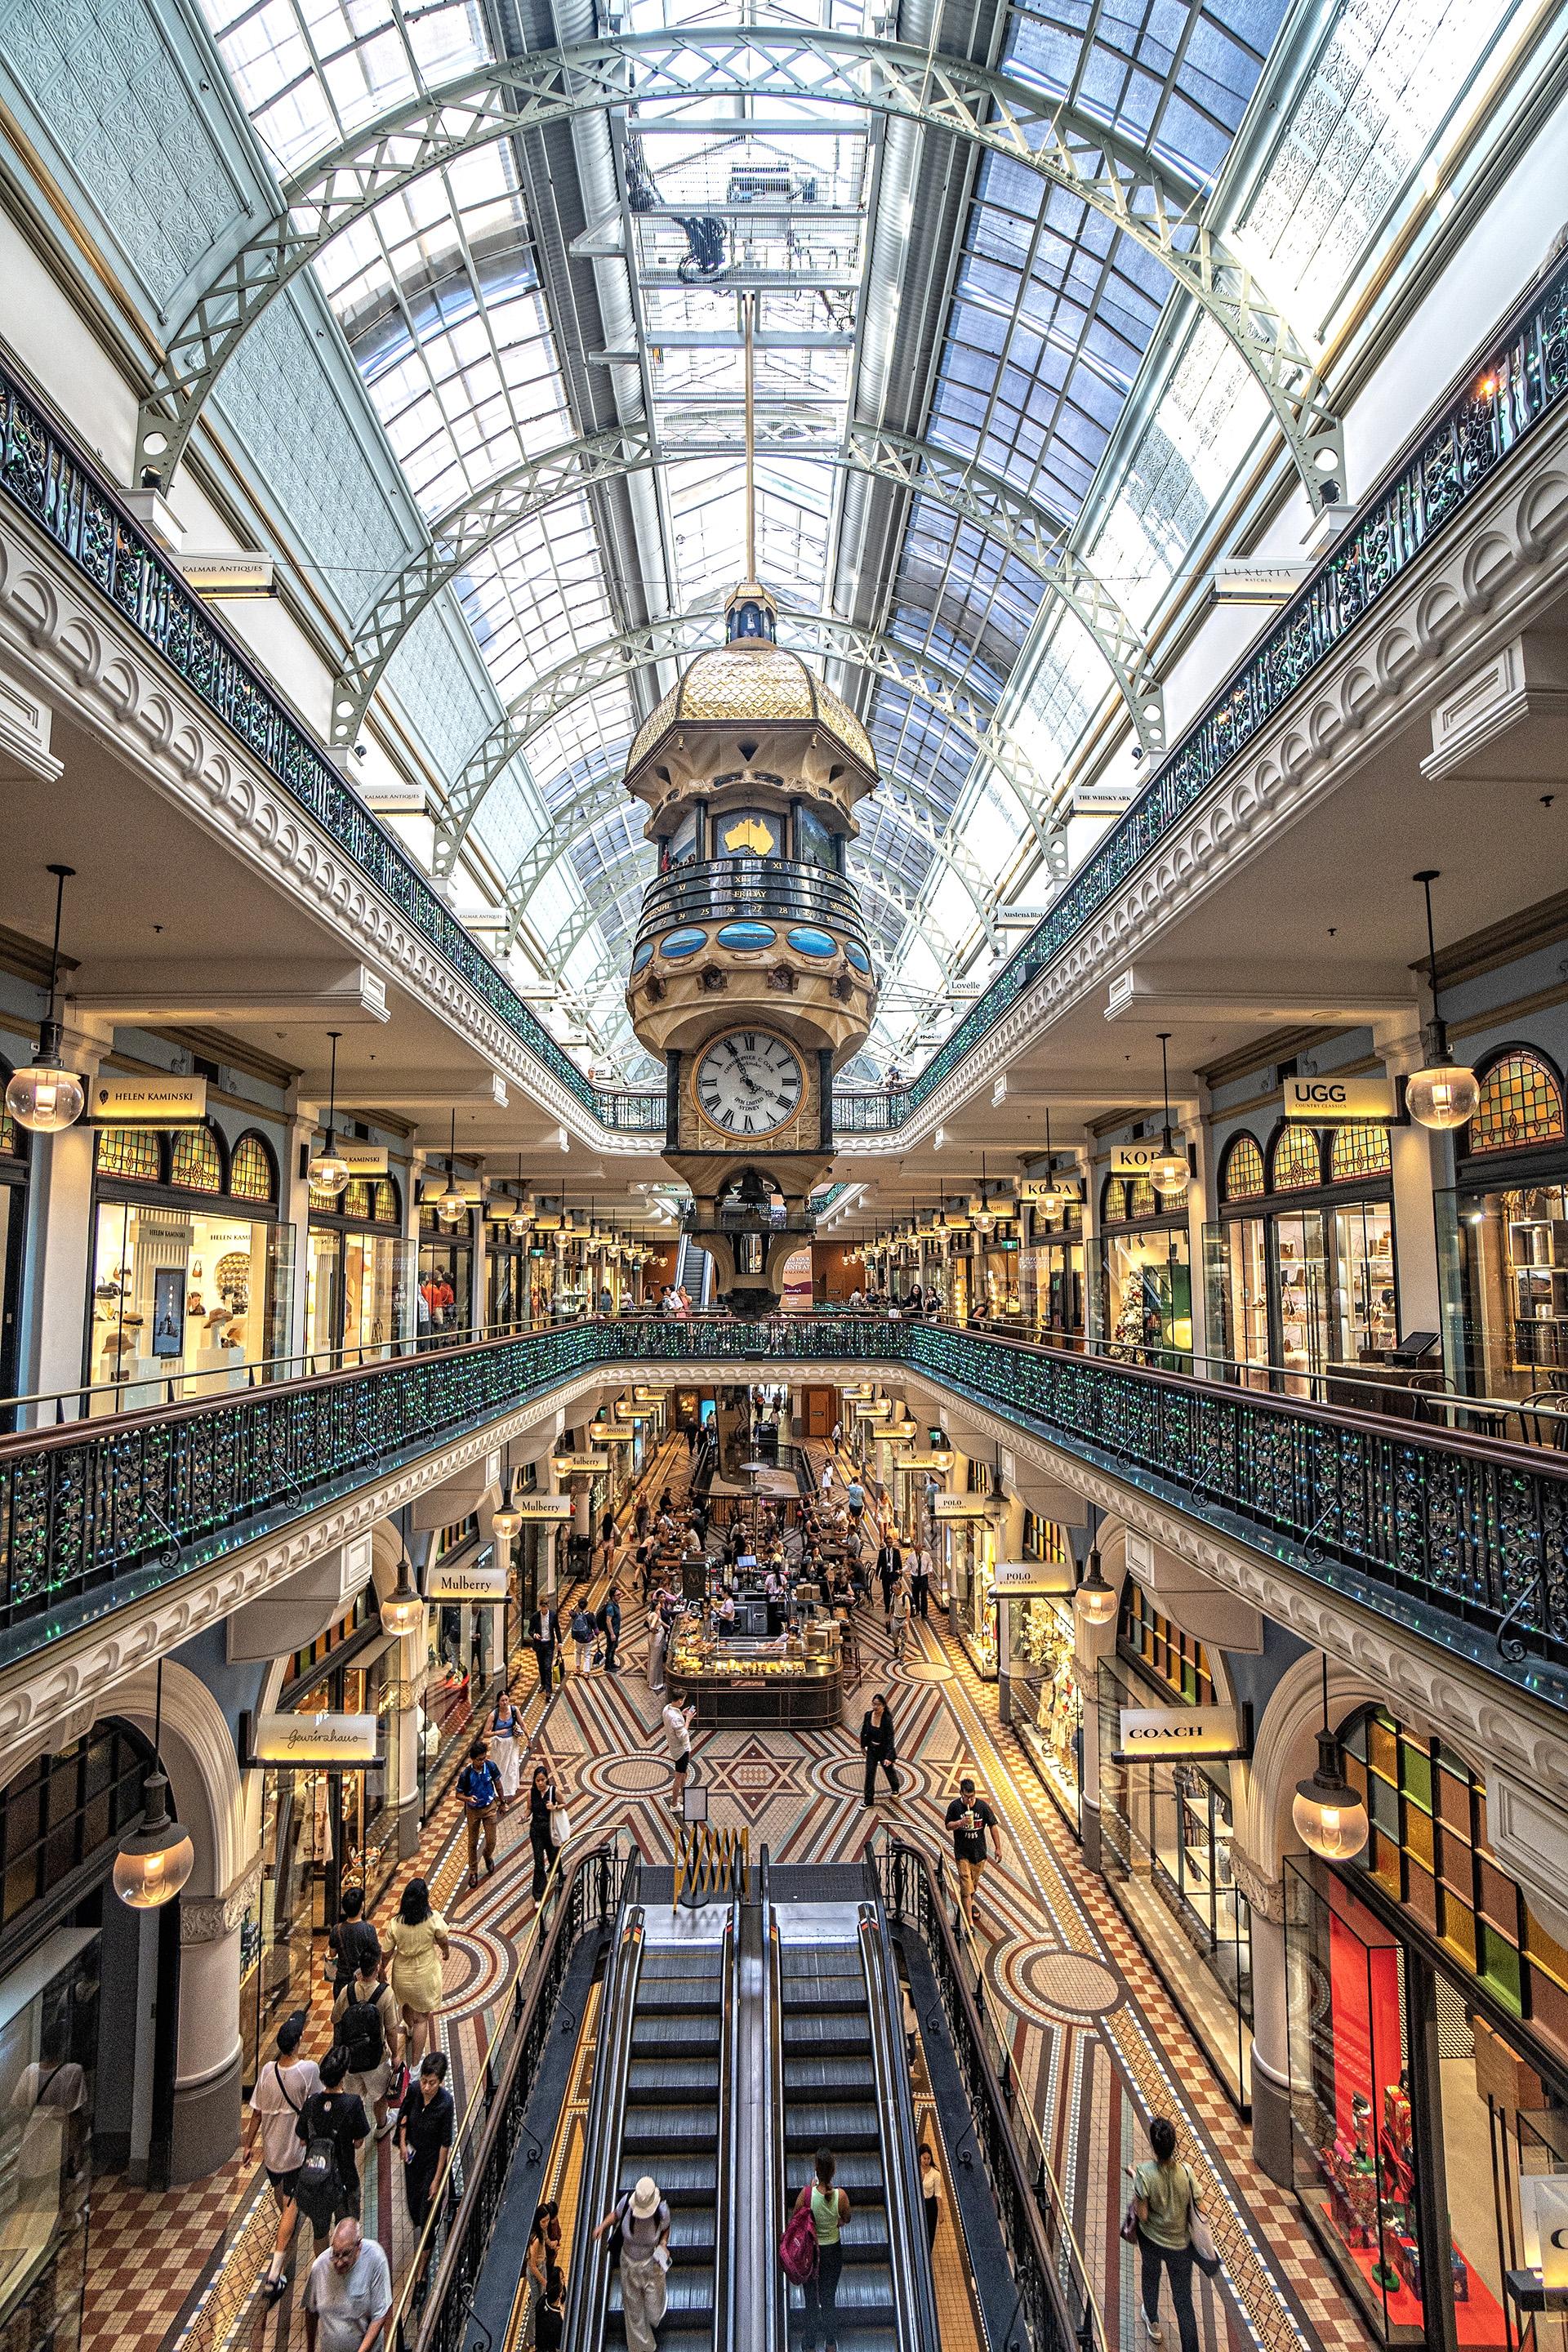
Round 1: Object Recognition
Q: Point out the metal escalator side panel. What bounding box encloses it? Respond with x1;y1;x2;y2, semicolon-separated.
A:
857;1904;942;2352
564;1906;648;2352
714;1909;738;2350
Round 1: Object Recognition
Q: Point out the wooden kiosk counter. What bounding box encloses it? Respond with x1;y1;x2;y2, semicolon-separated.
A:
666;1620;843;1727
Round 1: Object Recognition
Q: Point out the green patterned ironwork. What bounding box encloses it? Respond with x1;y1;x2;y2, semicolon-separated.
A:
2;1321;1566;1702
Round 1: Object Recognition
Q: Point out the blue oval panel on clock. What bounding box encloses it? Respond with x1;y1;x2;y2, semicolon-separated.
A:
844;942;873;975
787;926;836;959
715;921;776;953
630;940;654;974
659;928;707;960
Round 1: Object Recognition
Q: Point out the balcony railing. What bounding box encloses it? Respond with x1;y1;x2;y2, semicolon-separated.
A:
635;856;871;956
3;1317;1566;1714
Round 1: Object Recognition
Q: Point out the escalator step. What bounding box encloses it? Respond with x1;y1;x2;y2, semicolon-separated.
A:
622;2109;719;2147
641;1949;725;1979
617;2157;717;2199
786;2154;886;2195
779;1976;866;2011
627;2059;720;2097
633;2015;719;2050
780;1946;862;1972
608;2265;715;2317
782;2016;873;2052
783;2056;875;2096
783;2103;882;2148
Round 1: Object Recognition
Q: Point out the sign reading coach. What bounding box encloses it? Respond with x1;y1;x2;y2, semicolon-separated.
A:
1114;1703;1250;1761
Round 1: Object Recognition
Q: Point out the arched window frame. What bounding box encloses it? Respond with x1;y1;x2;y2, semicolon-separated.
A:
1220;1132;1266;1203
229;1129;279;1205
1268;1123;1328;1192
1466;1045;1567;1157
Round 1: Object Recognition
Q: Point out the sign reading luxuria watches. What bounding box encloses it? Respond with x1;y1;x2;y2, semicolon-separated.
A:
252;1712;380;1765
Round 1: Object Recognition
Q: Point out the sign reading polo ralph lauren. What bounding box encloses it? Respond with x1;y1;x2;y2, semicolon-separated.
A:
1111;1139;1184;1177
252;1712;379;1766
1115;1703;1250;1761
933;1493;992;1519
424;1559;508;1601
991;1558;1076;1597
93;1074;208;1125
1283;1073;1396;1123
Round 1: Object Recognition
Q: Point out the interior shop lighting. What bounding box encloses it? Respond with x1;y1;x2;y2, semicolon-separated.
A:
113;1660;195;1909
1406;871;1480;1132
1293;1655;1370;1860
308;1031;350;1196
1149;1035;1190;1197
7;864;86;1135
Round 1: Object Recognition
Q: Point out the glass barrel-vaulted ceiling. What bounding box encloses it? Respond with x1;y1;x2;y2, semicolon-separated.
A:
196;0;1520;1080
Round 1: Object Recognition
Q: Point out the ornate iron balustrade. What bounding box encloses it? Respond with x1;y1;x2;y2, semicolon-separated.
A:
635;856;871;956
3;1317;1567;1703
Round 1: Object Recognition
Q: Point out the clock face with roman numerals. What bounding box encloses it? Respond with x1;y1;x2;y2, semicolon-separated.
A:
693;1030;804;1139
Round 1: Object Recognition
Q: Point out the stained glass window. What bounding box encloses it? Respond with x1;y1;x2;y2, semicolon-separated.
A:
1221;1134;1265;1200
96;1127;161;1182
1330;1125;1392;1183
170;1126;224;1193
1271;1127;1325;1192
1102;1178;1129;1224
0;1102;20;1158
372;1181;399;1225
1127;1178;1160;1220
230;1133;277;1204
1341;1708;1568;2061
1120;1580;1214;1706
1470;1051;1566;1156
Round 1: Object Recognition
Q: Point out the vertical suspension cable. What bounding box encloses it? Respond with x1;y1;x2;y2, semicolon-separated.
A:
744;290;757;581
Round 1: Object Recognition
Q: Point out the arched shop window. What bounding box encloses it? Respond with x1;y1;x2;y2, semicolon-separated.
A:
1468;1047;1566;1156
169;1122;225;1193
1220;1133;1266;1202
1270;1125;1326;1192
229;1130;278;1205
1330;1125;1392;1183
307;1172;407;1357
1119;1579;1214;1704
1;1717;154;1935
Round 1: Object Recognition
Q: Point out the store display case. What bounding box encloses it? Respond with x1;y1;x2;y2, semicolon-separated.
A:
666;1619;843;1726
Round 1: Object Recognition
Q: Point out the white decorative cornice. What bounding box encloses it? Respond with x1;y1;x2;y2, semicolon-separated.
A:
1228;1845;1285;1924
180;1855;262;1945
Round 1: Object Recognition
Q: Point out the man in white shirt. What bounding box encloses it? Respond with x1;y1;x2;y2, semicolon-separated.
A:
303;2220;391;2352
247;2011;321;2296
662;1696;697;1808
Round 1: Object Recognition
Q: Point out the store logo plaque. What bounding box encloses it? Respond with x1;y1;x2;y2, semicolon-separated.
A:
991;1558;1076;1597
93;1074;208;1124
425;1561;508;1601
1111;1139;1183;1175
336;1141;390;1174
252;1712;379;1766
1115;1703;1250;1761
933;1494;992;1519
514;1496;573;1521
1283;1073;1396;1122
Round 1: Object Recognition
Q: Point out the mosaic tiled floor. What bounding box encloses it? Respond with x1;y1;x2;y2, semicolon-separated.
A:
89;1439;1373;2352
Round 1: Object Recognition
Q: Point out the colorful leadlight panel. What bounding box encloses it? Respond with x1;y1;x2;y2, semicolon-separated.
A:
1469;1051;1566;1156
1221;1134;1265;1200
96;1126;161;1182
1272;1127;1325;1191
1330;1125;1392;1183
1120;1579;1215;1704
170;1125;224;1192
229;1132;277;1203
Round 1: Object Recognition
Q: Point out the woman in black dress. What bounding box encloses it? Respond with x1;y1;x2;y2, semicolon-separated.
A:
394;2051;453;2229
528;1762;559;1903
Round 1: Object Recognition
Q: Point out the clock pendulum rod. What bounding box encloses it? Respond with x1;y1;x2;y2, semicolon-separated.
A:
744;289;757;585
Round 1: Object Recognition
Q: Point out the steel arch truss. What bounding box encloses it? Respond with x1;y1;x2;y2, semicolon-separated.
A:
330;423;1162;753
434;613;1070;888
136;30;1343;510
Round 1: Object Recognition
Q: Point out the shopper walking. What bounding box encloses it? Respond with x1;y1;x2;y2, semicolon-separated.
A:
595;1585;622;1673
591;2175;670;2352
889;1574;911;1661
527;1761;560;1903
332;1958;402;2138
919;2142;942;2250
248;2011;320;2302
533;2268;565;2352
647;1601;669;1695
384;1878;450;2065
457;1735;503;1889
1131;2118;1201;2352
910;1542;933;1621
326;1888;380;1998
488;1688;524;1806
302;2219;391;2352
570;1599;595;1676
292;2047;370;2246
859;1691;900;1806
875;1535;902;1616
663;1693;697;1808
944;1776;1004;1929
393;2053;453;2231
527;1603;560;1704
793;2147;850;2352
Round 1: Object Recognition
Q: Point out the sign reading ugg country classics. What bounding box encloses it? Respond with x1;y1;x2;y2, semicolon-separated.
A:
1283;1072;1396;1121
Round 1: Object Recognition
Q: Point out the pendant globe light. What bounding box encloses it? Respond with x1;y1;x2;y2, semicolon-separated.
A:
437;1110;466;1227
380;1544;425;1635
971;1156;996;1232
1073;1511;1117;1628
1148;1034;1189;1196
1035;1107;1073;1211
510;1152;533;1238
492;1473;523;1544
1406;871;1481;1132
308;1030;350;1196
1293;1656;1370;1860
7;865;87;1135
113;1660;195;1909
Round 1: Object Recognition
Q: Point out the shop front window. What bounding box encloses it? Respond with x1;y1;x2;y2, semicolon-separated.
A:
1092;1196;1192;1370
419;1207;474;1339
308;1179;408;1362
1441;1179;1568;1399
1009;1577;1081;1829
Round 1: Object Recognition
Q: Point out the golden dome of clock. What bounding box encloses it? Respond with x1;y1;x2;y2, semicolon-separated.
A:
625;641;875;785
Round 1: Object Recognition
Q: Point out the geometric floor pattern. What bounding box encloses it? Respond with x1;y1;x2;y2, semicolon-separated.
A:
87;1433;1372;2352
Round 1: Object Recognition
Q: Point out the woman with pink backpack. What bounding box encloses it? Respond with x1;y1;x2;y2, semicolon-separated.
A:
781;2145;850;2350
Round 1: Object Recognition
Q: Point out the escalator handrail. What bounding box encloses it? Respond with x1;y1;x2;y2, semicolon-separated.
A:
858;1900;943;2352
715;1909;739;2352
563;1903;648;2352
763;1902;790;2352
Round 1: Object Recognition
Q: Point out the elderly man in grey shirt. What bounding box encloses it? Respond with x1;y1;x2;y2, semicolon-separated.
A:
304;2220;391;2352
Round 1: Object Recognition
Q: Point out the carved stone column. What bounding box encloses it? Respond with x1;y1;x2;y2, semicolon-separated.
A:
1231;1844;1292;2185
172;1858;260;2183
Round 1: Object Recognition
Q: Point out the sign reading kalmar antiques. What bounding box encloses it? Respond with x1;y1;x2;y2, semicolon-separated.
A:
253;1712;379;1766
1283;1072;1396;1122
93;1075;208;1125
1116;1704;1247;1760
424;1560;509;1601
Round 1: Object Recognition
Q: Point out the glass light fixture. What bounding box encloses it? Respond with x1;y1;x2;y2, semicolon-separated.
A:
1074;1547;1117;1628
1406;871;1480;1132
7;865;86;1134
437;1109;466;1226
308;1030;350;1196
381;1551;425;1634
1035;1107;1072;1210
1149;1035;1189;1196
1293;1658;1369;1860
114;1662;194;1909
491;1477;522;1542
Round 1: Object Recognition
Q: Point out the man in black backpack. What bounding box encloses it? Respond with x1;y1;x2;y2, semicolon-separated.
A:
332;1958;402;2137
595;1586;622;1673
293;2046;370;2252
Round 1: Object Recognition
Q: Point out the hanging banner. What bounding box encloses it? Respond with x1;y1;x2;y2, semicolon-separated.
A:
933;1494;991;1519
1283;1073;1396;1122
553;1452;612;1472
424;1559;509;1601
252;1712;380;1766
1114;1703;1250;1761
991;1558;1076;1597
514;1496;573;1522
92;1074;208;1125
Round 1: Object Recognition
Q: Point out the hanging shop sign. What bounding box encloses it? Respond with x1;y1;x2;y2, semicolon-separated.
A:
991;1558;1077;1597
92;1073;208;1125
1283;1072;1396;1123
590;1426;637;1445
933;1494;993;1519
249;1711;380;1766
424;1559;509;1601
336;1141;390;1174
899;1454;951;1472
854;1398;893;1419
615;1400;651;1418
553;1451;612;1472
1111;1140;1186;1177
514;1496;574;1522
1114;1703;1251;1762
1519;2176;1568;2298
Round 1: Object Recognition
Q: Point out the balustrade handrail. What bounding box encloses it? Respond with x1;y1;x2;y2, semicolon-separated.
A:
3;1314;1567;1690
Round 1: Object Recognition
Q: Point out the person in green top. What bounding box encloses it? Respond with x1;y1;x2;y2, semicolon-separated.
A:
792;2146;851;2352
1133;2116;1199;2352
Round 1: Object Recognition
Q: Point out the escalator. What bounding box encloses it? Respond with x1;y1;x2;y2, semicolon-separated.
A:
777;1937;898;2350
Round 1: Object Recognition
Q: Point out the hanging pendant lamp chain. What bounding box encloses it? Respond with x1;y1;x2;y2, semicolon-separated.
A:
44;864;73;1026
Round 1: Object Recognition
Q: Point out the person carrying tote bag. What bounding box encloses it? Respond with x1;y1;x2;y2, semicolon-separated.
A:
1128;2116;1215;2352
